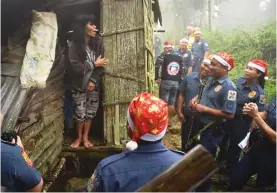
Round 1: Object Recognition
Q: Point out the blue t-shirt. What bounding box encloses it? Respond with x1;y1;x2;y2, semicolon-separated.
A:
1;142;41;192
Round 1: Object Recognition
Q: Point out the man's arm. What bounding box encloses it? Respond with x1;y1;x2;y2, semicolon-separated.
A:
14;149;43;192
86;165;103;192
155;53;164;80
193;88;237;120
203;40;209;58
187;52;193;74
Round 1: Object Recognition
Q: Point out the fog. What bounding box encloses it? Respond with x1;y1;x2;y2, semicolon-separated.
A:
155;0;276;41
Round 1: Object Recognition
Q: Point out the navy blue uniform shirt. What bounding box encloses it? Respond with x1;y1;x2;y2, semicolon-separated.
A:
1;141;41;192
236;77;266;115
179;72;203;116
175;49;192;69
86;142;184;192
199;75;237;123
191;39;209;59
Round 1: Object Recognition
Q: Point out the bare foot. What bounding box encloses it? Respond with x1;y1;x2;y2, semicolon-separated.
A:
70;138;81;149
83;139;93;149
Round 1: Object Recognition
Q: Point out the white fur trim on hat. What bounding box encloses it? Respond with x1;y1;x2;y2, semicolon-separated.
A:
163;45;174;48
126;109;167;150
247;62;265;73
212;55;231;70
180;38;189;44
202;58;211;65
126;140;138;151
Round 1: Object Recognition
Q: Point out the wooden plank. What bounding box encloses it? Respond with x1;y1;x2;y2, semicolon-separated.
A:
137;145;218;192
114;104;120;145
103;100;130;107
102;26;144;37
104;70;144;83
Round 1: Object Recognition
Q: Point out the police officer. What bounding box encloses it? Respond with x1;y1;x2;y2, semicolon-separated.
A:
1;112;43;192
223;60;268;175
155;41;183;126
177;59;210;151
191;28;209;73
190;52;237;191
175;38;193;77
86;92;184;192
230;97;276;190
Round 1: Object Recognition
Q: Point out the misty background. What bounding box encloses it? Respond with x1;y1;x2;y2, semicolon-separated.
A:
155;0;276;43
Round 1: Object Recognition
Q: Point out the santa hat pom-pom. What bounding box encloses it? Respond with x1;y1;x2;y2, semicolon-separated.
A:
126;140;138;151
264;76;269;80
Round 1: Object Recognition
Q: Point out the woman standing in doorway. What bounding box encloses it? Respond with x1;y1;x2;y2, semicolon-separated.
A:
67;15;106;149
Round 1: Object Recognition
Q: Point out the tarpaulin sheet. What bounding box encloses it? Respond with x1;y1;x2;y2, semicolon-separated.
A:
20;10;58;88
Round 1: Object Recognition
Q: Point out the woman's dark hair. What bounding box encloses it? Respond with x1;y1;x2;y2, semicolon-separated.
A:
71;14;97;61
258;73;265;89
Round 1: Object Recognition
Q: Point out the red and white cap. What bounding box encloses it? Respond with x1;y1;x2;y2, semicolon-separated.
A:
212;52;234;71
180;38;189;44
193;27;202;35
248;59;268;80
163;41;174;48
126;92;168;151
202;58;211;65
187;23;194;30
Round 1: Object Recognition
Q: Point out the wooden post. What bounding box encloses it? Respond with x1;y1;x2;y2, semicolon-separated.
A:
137;145;218;192
114;104;120;146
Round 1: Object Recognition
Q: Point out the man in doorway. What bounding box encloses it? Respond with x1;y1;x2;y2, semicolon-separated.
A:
155;41;183;126
191;28;209;73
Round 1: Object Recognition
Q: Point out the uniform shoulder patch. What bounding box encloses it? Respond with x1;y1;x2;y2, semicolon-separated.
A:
259;95;266;104
169;149;185;155
227;90;237;101
204;42;208;46
87;167;100;192
21;150;34;167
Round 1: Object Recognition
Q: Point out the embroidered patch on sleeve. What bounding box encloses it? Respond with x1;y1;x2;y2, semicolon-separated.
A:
227;90;237;101
86;168;100;192
259;95;266;104
21;150;34;167
204;42;208;47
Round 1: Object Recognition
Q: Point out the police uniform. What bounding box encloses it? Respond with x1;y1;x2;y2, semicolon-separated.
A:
175;49;192;78
225;77;266;173
230;97;276;190
1;141;41;191
195;75;237;192
198;75;237;157
191;39;209;73
86;142;184;192
156;50;183;105
178;72;207;151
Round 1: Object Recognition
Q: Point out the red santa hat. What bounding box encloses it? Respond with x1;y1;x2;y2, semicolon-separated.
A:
247;59;268;80
126;92;168;151
163;41;174;48
212;52;234;71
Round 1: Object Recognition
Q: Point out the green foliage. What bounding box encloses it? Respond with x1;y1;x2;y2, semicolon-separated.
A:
203;20;276;102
